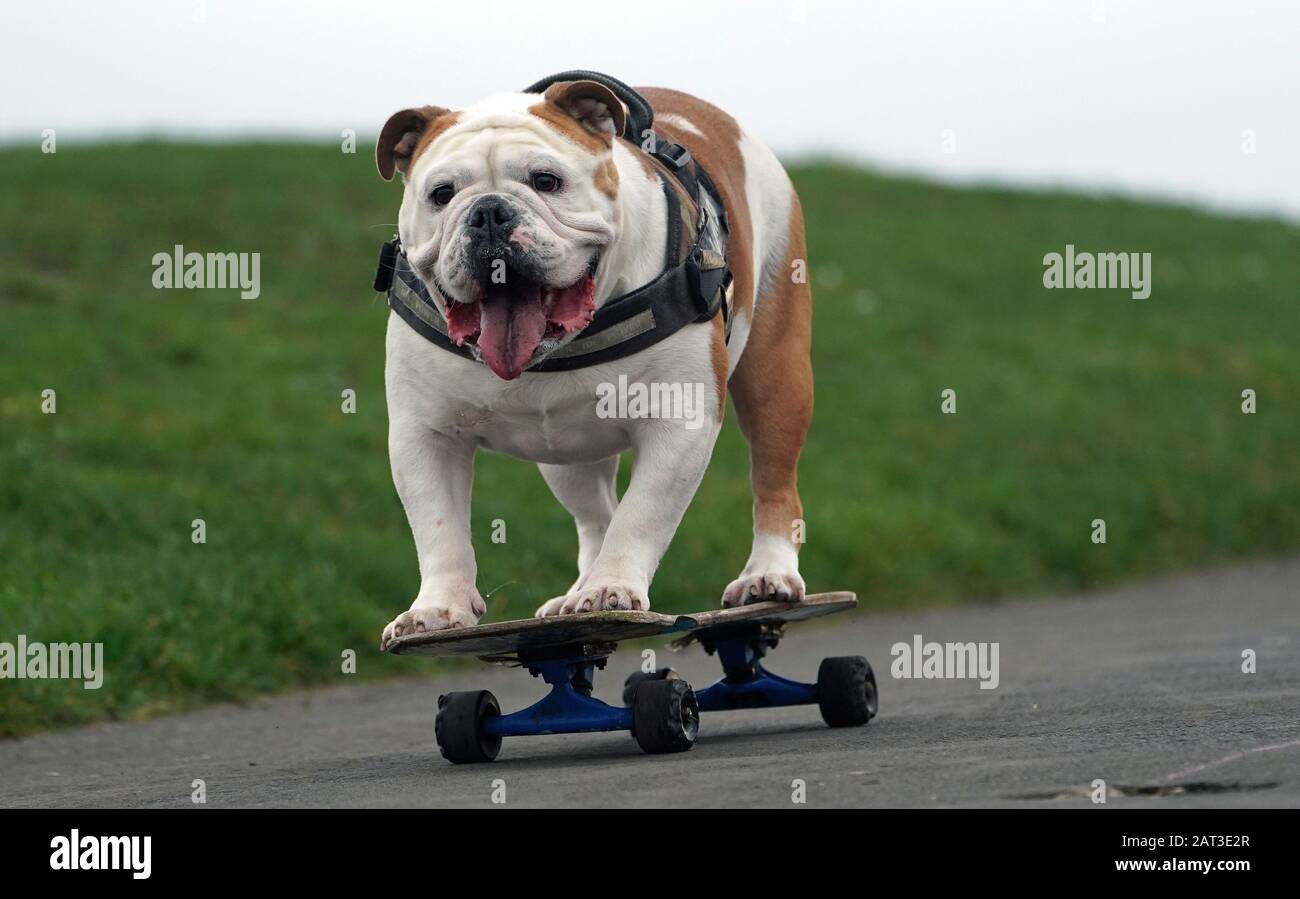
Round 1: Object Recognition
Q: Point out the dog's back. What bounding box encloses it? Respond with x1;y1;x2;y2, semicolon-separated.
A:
637;87;807;380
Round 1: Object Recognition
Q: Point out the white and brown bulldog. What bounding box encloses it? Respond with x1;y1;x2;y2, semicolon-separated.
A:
377;79;814;649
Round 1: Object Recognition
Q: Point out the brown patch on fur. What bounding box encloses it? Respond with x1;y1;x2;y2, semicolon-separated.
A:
408;110;463;171
530;85;623;196
528;101;611;155
595;158;619;199
710;312;729;422
726;186;812;540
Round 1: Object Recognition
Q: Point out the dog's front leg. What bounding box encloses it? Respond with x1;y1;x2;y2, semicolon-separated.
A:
380;420;484;649
537;419;721;616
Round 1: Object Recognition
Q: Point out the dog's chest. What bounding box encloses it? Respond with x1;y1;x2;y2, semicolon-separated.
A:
386;310;718;464
452;386;629;462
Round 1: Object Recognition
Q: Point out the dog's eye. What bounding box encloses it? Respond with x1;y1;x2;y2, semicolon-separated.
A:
530;172;561;193
430;184;455;206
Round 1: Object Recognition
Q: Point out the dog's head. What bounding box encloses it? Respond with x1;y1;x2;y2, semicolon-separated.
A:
377;82;627;380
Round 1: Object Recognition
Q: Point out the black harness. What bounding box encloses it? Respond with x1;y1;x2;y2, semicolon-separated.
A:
372;71;733;373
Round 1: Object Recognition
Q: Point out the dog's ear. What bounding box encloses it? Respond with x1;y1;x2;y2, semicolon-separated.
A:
542;81;627;139
376;105;451;181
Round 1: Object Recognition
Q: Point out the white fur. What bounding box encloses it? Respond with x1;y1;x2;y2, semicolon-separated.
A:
657;112;705;137
721;532;805;607
689;128;793;378
380;94;796;646
742;129;796;307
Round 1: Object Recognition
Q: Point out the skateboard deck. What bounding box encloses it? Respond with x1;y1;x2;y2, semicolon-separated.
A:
385;592;855;661
386;609;693;660
673;591;857;647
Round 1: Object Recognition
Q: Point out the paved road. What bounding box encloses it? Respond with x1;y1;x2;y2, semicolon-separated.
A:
2;560;1297;808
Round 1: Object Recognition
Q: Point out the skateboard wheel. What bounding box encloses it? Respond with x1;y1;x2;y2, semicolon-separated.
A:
631;678;699;754
816;656;878;727
435;690;502;763
621;667;680;706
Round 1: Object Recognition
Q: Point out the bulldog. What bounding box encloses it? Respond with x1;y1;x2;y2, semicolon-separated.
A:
377;78;813;649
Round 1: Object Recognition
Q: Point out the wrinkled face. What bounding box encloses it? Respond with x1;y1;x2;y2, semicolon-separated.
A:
378;85;625;379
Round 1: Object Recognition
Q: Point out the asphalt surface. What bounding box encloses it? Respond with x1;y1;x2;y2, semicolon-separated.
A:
2;560;1297;808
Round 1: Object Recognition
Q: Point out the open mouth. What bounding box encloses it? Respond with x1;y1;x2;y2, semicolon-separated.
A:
440;261;598;380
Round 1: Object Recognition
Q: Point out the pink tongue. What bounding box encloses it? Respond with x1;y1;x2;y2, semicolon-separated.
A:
478;294;547;380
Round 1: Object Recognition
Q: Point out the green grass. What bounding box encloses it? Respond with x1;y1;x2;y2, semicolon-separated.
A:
1;143;1297;737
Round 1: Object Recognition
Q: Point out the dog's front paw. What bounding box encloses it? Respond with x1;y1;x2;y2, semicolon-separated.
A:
381;604;479;650
535;581;649;617
721;569;806;608
381;584;485;650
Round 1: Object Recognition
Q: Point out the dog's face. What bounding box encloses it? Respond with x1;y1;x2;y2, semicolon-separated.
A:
377;82;628;379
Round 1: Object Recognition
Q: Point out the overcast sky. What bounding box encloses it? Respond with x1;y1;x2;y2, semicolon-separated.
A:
4;0;1296;219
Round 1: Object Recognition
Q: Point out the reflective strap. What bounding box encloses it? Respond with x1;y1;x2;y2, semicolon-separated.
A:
391;276;451;337
546;309;657;360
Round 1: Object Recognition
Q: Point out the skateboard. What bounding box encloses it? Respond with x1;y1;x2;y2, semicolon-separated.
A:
624;591;879;727
386;609;700;762
385;592;876;763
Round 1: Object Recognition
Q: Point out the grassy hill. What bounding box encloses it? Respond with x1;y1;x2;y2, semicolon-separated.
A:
1;143;1297;736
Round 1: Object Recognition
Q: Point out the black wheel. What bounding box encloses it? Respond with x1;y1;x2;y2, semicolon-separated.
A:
435;690;502;763
622;667;680;705
631;678;699;754
817;656;878;727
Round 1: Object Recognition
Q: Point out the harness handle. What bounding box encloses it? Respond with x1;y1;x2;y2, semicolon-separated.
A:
523;70;654;145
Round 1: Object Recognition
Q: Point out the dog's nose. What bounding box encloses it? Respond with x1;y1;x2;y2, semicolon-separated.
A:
466;196;520;244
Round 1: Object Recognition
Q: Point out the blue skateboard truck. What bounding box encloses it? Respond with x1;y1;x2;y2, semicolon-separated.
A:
623;592;879;728
388;611;701;763
385;592;874;763
435;642;700;763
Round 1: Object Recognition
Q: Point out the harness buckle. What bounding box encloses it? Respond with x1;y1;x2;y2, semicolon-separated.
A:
686;249;731;322
653;140;692;171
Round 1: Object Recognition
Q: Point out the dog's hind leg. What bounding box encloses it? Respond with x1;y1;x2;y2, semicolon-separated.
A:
534;456;620;615
723;191;813;607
